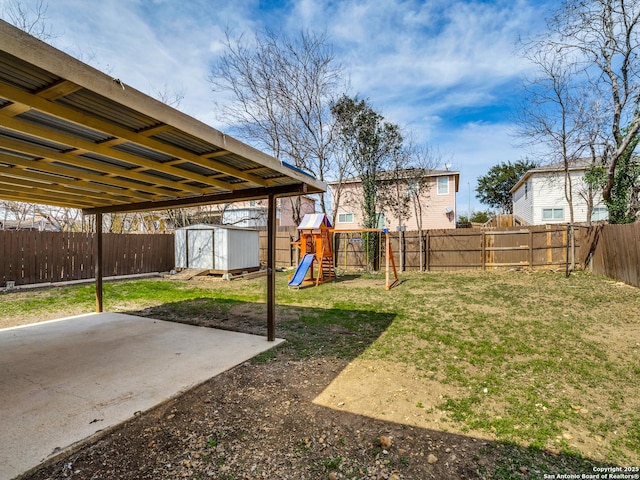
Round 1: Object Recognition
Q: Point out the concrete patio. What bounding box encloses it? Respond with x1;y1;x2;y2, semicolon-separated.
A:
0;312;283;479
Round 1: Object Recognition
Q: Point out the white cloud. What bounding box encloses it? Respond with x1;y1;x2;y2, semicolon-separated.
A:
39;0;262;125
288;0;325;28
325;0;538;102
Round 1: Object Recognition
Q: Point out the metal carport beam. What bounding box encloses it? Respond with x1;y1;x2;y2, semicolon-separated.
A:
81;184;309;215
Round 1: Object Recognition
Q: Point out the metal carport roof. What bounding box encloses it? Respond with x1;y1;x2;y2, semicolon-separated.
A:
0;20;325;213
0;19;326;340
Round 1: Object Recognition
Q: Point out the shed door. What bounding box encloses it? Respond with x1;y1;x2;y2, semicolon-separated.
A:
188;229;214;269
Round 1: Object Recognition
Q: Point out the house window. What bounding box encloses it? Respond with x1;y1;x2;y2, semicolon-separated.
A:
591;207;609;221
376;212;386;229
338;212;354;223
542;208;564;221
524;182;528;199
437;176;449;195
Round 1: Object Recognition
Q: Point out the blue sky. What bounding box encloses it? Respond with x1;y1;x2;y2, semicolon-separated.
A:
1;0;555;215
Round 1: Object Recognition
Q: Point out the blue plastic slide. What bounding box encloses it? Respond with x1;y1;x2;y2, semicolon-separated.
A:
288;253;315;287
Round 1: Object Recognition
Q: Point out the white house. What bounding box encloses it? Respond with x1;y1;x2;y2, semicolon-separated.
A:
511;160;608;225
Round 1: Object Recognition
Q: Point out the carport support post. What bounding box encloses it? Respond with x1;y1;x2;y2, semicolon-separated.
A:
267;194;276;341
95;213;103;313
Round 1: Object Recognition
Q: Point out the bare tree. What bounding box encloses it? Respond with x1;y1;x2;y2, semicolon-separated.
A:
376;141;414;271
406;145;441;272
0;201;87;232
210;29;344;223
33;205;83;231
0;201;34;229
578;94;610;224
516;50;588;226
538;0;640;221
0;202;82;231
1;0;56;41
151;83;185;109
377;151;412;231
164;208;193;230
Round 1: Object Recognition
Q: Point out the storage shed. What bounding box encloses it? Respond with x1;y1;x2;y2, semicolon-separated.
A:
175;224;260;273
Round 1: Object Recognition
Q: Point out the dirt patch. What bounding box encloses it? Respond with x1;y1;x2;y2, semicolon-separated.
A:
17;344;606;480
314;359;480;437
23;355;488;480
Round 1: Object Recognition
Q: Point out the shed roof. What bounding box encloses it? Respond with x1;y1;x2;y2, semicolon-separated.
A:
0;20;325;214
176;223;258;232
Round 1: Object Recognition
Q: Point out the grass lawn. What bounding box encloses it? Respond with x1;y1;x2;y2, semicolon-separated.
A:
1;269;638;475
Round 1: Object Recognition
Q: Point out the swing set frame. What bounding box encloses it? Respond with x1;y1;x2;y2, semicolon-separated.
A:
332;228;399;290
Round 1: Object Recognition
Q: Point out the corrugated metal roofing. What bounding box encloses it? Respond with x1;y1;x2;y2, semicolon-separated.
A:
18;109;111;143
0;53;57;90
152;129;223;156
0;20;325;214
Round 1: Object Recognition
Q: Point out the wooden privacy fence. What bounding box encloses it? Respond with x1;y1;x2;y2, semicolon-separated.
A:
11;224;632;287
0;231;174;287
422;227;573;270
260;226;578;271
258;227;299;268
582;223;640;287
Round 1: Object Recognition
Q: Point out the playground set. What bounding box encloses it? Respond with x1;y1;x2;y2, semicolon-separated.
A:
288;213;399;290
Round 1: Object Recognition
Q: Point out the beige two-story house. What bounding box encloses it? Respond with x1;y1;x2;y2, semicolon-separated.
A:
330;169;459;231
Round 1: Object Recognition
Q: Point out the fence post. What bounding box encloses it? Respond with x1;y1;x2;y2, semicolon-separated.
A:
481;232;486;271
565;224;570;278
529;231;534;267
379;231;383;271
385;232;390;286
399;230;404;272
426;231;430;272
289;235;294;267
